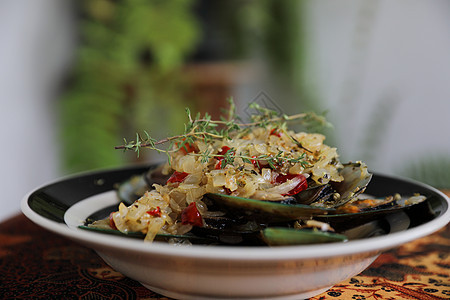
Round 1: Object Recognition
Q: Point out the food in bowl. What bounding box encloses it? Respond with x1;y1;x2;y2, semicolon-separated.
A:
81;100;427;246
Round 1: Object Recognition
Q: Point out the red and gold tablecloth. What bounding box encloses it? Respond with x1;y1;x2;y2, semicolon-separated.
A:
1;210;449;299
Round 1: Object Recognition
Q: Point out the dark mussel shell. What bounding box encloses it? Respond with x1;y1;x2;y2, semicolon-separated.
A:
78;225;217;244
80;218;344;246
191;215;267;245
261;227;348;246
204;163;372;220
79;215;266;246
203;163;374;222
144;163;170;186
117;161;370;210
290;183;336;205
116;174;149;205
205;193;336;222
315;194;429;231
327;162;372;207
116;163;168;205
250;162;372;209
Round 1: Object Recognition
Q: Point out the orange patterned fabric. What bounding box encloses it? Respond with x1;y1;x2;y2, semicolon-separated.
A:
1;194;449;299
311;225;450;300
311;191;450;300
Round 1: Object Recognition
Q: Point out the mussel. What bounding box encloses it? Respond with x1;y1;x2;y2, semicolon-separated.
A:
205;193;336;221
260;219;348;246
191;216;266;245
78;225;217;244
315;194;428;231
117;163;167;205
261;227;348;246
104;161;428;246
315;161;372;208
144;163;169;186
117;174;149;205
205;162;372;221
293;183;336;205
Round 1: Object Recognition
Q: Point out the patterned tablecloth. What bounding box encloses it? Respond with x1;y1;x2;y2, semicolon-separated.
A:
1;202;449;299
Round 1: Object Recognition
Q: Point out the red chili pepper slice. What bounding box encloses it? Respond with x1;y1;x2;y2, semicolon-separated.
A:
215;146;233;169
166;171;189;184
270;128;282;137
181;202;203;227
218;146;231;156
223;187;232;195
215;160;223;170
176;139;198;155
251;155;261;170
109;212;117;230
147;206;161;217
251;155;270;171
274;173;308;196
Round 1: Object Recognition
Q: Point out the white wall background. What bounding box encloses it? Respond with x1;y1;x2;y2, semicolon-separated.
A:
304;0;450;174
0;0;449;222
0;0;74;221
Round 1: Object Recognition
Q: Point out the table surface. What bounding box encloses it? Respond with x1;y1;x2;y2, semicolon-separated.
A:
1;203;449;299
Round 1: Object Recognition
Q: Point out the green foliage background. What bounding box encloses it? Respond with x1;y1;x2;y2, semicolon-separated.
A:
60;0;449;189
60;0;201;173
60;0;312;174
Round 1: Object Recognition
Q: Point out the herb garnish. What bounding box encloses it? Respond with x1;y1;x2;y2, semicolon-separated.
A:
115;98;331;168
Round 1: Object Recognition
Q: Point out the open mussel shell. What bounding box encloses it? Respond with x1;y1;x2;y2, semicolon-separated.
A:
116;174;149;205
204;162;373;222
116;163;168;205
327;162;373;207
189;214;268;245
315;194;429;231
78;225;217;244
280;162;373;208
192;219;266;246
261;227;348;246
78;225;146;238
144;163;170;186
205;193;336;221
293;183;336;205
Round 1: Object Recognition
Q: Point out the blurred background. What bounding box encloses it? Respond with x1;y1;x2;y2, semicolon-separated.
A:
1;0;449;221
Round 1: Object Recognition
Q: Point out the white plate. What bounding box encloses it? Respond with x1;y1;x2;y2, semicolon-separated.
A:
22;164;450;300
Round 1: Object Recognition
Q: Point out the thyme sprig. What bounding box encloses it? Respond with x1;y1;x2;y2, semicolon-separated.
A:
196;147;308;169
115;99;331;167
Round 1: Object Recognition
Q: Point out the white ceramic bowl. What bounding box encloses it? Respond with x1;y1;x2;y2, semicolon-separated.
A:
22;165;450;300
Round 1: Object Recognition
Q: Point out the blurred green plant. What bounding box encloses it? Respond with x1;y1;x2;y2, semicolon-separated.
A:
356;92;400;166
60;0;311;174
192;1;322;132
60;0;200;173
400;154;450;189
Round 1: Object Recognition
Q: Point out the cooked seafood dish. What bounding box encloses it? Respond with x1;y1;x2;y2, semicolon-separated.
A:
81;101;428;246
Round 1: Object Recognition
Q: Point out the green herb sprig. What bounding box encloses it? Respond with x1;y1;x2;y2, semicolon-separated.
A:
115;99;331;167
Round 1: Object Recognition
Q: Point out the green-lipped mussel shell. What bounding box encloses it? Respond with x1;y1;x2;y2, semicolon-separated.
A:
144;163;169;186
295;184;335;205
116;174;149;205
316;195;429;231
116;163;168;205
206;193;336;220
329;162;373;207
78;225;216;244
261;227;348;246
